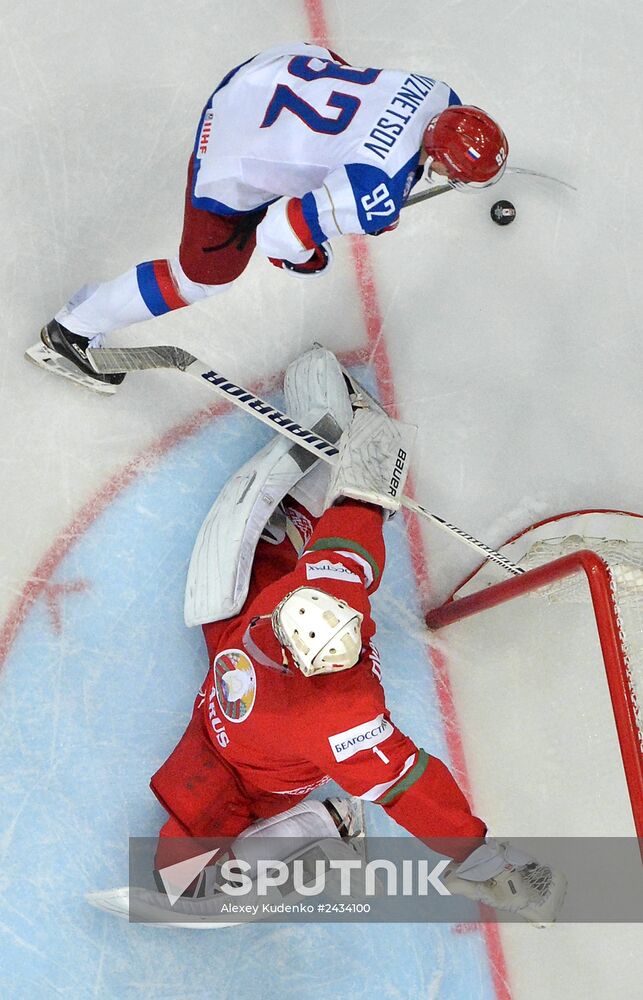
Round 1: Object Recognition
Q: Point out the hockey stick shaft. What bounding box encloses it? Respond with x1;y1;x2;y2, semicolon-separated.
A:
507;166;577;191
404;167;576;209
404;183;452;207
87;346;524;576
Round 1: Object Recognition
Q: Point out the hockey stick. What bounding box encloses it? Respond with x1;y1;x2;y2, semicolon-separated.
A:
86;345;524;577
507;166;577;191
404;167;577;208
404;183;452;207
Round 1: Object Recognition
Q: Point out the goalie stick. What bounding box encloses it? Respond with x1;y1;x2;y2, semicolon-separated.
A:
86;345;524;577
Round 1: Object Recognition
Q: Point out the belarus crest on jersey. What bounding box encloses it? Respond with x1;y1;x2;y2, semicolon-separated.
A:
213;648;257;722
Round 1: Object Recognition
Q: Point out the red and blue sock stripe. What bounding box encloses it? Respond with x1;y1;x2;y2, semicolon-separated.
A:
136;260;189;316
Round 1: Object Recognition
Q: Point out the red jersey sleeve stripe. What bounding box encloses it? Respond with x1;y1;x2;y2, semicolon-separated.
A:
286;198;317;251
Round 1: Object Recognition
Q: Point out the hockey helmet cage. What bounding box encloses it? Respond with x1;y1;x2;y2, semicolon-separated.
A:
424;105;508;190
272;587;364;677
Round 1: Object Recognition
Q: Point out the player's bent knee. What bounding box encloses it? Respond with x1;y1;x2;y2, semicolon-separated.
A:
170;256;234;301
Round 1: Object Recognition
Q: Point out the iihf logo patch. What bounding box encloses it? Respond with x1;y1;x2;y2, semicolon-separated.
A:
213;649;257;723
466;146;481;161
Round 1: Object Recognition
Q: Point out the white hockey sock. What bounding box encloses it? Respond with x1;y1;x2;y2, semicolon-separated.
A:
55;256;233;338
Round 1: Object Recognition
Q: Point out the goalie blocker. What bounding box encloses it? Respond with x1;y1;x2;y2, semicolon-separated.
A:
325;408;417;514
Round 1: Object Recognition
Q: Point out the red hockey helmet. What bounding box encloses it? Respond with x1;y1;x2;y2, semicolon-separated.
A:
423;106;508;190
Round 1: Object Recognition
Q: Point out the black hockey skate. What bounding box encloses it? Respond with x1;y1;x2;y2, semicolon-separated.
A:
24;319;125;395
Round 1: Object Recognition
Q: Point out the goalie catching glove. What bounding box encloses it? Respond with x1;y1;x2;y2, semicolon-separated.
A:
444;838;567;927
325;408;417;514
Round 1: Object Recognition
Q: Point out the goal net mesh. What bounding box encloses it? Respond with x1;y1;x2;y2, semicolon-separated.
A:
518;534;643;751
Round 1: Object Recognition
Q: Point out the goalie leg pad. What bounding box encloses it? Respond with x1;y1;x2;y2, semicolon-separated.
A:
172;798;366;906
184;432;320;626
88;799;367;926
185;347;357;625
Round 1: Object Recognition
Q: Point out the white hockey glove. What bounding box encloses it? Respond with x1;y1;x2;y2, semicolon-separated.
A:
444;839;567;926
325;408;417;513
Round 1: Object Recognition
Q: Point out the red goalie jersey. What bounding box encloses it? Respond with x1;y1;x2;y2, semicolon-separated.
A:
151;500;485;859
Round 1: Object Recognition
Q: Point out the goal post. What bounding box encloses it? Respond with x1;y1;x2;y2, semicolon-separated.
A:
426;510;643;841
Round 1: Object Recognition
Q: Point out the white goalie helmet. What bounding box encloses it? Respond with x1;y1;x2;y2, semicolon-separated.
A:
271;587;364;677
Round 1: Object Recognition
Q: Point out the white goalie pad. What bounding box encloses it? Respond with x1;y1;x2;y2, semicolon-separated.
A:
185;347;395;626
87;799;367;928
184;432;319;626
284;346;354;516
185;347;355;626
325;408;417;512
88;835;368;929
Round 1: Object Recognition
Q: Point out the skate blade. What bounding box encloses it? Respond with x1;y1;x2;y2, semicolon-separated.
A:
25;342;117;396
87;886;243;929
86;887;130;919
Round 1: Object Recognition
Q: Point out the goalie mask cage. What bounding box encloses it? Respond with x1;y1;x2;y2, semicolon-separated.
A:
426;510;643;841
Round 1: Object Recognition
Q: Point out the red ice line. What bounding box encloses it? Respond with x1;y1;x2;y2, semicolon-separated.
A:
0;397;235;665
44;579;91;634
304;6;513;997
347;208;513;1000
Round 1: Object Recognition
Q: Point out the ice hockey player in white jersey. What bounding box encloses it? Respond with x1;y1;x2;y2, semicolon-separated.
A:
27;42;508;392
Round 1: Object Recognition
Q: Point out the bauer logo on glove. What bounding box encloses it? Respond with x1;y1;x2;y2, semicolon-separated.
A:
389;448;409;498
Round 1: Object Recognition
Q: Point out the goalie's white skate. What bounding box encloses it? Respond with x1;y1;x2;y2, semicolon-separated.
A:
444;839;567;927
86;885;246;929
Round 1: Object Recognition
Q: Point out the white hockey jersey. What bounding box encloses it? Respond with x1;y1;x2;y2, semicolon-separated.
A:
191;43;461;261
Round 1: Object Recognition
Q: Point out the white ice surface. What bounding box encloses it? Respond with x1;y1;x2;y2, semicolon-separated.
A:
2;2;643;999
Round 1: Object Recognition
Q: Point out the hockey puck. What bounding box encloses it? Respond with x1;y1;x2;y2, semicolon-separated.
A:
491;200;516;225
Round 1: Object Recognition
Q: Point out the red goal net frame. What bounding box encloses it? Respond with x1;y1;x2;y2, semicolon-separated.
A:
426;514;643;842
